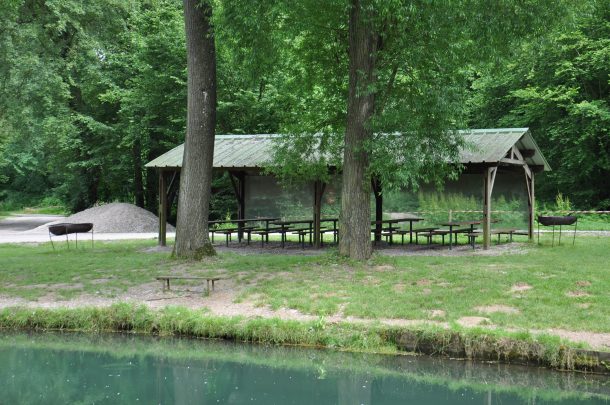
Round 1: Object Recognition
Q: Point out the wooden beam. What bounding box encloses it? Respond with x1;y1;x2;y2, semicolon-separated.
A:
511;147;532;178
229;171;246;241
166;170;179;220
313;180;325;248
371;178;383;242
489;166;497;193
158;170;167;246
499;157;526;166
482;166;496;250
519;149;536;158
527;171;535;240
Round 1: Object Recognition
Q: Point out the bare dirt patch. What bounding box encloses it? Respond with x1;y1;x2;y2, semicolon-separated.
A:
510;283;533;293
374;265;394;272
414;278;431;286
392;284;406;293
566;290;591;298
141;245;173;253
576;280;592;287
363;276;381;285
429;309;446;318
378;242;530;257
457;316;491;327
576;303;591;309
475;305;520;314
545;329;610;350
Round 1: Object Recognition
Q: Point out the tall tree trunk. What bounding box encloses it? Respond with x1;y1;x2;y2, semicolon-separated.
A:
145;149;159;212
133;137;145;208
338;0;378;260
174;0;216;259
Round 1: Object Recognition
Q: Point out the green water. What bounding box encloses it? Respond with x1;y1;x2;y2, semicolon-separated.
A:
0;333;608;404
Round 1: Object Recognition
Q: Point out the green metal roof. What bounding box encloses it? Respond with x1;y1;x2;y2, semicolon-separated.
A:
145;129;550;171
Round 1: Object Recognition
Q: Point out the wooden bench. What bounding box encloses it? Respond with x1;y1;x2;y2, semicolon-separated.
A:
252;227;290;247
215;228;238;246
156;276;224;292
320;228;338;245
431;229;451;245
466;229;529;249
494;228;529;242
413;228;439;244
417;229;450;245
466;232;481;249
291;228;314;248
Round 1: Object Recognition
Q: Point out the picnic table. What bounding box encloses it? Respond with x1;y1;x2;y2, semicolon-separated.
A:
209;217;279;243
438;220;482;249
371;217;424;244
272;218;338;248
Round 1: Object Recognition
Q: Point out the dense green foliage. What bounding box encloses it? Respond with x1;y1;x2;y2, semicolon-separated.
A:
0;0;277;215
0;0;605;215
469;2;610;209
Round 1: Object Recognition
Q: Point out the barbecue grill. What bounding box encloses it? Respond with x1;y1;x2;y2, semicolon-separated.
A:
537;215;577;246
48;223;94;249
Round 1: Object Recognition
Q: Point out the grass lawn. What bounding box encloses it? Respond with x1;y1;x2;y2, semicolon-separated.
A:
0;235;608;335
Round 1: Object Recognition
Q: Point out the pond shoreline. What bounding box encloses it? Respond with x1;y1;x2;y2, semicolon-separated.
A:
1;303;608;374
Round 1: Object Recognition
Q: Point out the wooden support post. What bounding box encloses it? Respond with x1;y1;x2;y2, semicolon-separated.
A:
166;170;180;220
158;170;167;246
526;170;535;240
229;171;246;241
372;178;383;242
482;167;497;250
313;180;325;248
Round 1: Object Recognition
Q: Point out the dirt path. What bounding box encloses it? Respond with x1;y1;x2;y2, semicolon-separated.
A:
0;214;65;232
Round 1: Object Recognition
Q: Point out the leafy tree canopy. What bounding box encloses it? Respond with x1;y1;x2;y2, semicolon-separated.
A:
469;1;610;209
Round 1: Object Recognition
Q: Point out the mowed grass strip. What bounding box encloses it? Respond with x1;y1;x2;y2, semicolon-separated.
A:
0;236;608;333
0;241;175;300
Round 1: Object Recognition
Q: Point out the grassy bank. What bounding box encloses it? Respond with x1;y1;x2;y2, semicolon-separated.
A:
0;236;608;333
0;303;606;373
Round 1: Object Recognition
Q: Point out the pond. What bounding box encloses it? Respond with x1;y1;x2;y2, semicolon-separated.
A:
0;332;608;404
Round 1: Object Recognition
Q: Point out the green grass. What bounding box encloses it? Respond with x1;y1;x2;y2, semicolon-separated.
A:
0;240;175;300
0;236;608;335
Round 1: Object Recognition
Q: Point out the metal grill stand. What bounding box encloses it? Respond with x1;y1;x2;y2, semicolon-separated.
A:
537;216;577;247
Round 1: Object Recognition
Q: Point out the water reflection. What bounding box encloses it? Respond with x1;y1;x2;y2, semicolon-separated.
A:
0;332;607;404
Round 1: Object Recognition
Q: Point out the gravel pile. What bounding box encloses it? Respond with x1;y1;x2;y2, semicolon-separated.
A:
37;203;174;233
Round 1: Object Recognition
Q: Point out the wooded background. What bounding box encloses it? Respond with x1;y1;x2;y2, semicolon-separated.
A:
1;0;608;217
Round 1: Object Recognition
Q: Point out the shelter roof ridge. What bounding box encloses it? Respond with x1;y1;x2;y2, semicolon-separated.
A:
146;128;550;171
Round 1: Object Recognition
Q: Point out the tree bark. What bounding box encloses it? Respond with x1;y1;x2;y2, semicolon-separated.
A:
133;137;144;208
174;0;216;259
338;0;378;260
